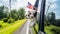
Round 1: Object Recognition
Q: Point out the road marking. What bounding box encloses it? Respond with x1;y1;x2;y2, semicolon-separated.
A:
26;19;31;34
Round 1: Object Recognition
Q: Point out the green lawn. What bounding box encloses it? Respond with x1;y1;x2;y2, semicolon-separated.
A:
32;23;60;34
0;19;27;34
45;25;60;34
32;23;38;34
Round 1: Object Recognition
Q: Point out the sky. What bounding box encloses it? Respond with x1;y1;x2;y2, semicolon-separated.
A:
0;0;60;19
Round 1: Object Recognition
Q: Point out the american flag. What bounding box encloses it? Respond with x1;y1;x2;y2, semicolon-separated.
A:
27;2;33;9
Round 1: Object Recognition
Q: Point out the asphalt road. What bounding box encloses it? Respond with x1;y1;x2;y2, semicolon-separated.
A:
13;19;44;34
13;19;32;34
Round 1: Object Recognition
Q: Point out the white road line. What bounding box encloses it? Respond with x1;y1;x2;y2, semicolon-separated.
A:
26;19;31;34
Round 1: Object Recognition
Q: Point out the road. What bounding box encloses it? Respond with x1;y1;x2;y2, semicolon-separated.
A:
13;19;32;34
13;19;44;34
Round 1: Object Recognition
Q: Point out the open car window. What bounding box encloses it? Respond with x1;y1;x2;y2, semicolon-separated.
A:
44;0;60;34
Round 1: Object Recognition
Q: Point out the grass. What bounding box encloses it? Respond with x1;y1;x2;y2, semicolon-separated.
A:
32;23;38;34
32;23;60;34
45;25;60;34
0;19;27;34
45;25;54;34
0;21;12;30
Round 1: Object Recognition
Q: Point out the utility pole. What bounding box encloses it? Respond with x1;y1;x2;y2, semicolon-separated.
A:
9;0;11;18
38;0;46;33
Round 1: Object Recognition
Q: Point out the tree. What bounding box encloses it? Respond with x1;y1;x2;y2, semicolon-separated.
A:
3;6;9;18
55;19;60;26
0;6;4;19
44;15;48;26
18;8;25;19
11;9;18;20
0;6;9;19
47;12;55;25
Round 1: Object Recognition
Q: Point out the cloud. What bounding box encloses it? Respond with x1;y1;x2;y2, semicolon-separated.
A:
46;0;57;9
46;0;57;3
0;0;58;10
45;0;58;13
37;0;58;14
11;0;36;11
11;0;36;10
11;0;27;9
0;0;9;7
45;0;60;19
56;16;60;19
50;4;57;10
3;0;9;2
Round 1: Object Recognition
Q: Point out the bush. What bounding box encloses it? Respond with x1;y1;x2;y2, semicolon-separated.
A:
3;18;8;22
7;18;14;23
19;16;22;20
12;14;18;21
51;29;60;34
0;25;2;27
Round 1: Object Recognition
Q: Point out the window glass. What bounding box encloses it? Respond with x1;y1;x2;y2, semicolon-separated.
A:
45;0;60;34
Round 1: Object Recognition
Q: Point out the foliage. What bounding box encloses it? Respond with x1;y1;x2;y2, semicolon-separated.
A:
7;18;14;23
32;22;38;34
32;22;60;34
9;8;25;20
45;12;60;27
55;19;60;26
47;12;55;25
0;6;4;19
0;6;8;19
11;9;18;20
0;5;26;34
18;8;25;19
45;25;60;34
3;18;8;22
0;6;26;21
0;21;12;29
0;25;2;27
44;15;50;26
0;19;27;34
